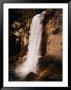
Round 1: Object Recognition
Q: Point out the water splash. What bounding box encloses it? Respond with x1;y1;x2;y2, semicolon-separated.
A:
15;11;46;79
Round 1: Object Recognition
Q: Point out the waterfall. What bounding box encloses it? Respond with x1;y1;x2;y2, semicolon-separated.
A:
15;11;46;79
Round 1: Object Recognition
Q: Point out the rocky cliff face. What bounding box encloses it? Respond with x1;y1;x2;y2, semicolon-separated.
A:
45;9;62;61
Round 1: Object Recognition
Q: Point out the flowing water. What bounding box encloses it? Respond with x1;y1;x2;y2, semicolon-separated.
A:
15;11;46;79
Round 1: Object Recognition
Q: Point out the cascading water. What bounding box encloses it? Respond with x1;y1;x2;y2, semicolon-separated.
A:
15;11;46;79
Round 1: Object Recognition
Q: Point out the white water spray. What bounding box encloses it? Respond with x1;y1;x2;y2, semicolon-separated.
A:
15;11;46;78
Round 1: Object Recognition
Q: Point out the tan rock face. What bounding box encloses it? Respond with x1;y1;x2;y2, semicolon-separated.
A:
23;32;29;46
47;33;62;60
44;9;62;61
